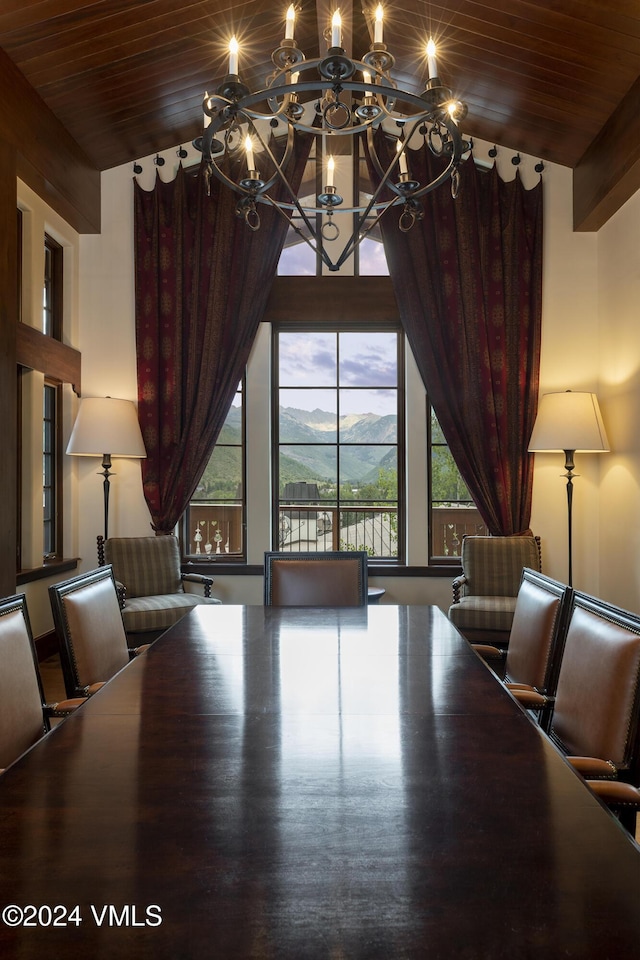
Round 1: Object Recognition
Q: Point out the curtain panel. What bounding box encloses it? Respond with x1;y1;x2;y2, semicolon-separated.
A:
367;133;543;536
134;142;309;534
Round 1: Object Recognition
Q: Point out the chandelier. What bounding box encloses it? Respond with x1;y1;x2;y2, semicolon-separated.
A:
193;5;470;272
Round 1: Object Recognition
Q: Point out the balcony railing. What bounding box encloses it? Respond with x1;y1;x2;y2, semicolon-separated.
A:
431;504;488;558
279;504;397;558
279;503;487;560
184;501;487;562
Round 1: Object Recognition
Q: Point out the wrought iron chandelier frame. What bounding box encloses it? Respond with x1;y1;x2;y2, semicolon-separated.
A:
194;24;470;272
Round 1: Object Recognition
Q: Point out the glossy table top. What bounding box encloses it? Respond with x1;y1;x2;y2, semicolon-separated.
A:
1;605;639;959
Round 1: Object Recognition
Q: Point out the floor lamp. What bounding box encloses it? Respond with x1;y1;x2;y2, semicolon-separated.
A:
66;397;147;541
528;390;609;587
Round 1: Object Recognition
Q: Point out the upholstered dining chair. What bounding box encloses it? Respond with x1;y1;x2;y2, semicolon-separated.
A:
264;551;368;606
448;534;542;645
542;592;640;833
472;568;573;729
97;534;221;639
49;566;149;699
0;594;83;773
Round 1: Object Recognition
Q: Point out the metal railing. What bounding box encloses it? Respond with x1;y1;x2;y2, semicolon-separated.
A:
431;505;488;558
278;504;397;558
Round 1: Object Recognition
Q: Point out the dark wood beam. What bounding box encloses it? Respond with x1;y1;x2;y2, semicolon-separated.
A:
265;276;398;323
573;75;640;232
16;324;81;396
0;140;18;597
0;47;100;235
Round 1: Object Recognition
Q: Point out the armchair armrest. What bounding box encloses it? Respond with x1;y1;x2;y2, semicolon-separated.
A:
568;756;618;779
471;643;504;660
181;573;214;598
587;780;640;808
45;698;86;717
509;687;549;709
129;644;151;659
451;575;468;604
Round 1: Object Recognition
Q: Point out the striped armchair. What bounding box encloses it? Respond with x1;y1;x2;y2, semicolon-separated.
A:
97;535;221;639
448;535;542;645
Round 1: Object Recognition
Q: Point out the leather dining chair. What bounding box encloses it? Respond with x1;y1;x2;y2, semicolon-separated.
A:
0;594;83;773
49;566;150;699
264;551;368;606
542;592;640;833
472;568;573;729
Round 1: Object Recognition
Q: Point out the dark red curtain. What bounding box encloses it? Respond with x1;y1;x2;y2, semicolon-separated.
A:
134;140;310;533
367;132;543;535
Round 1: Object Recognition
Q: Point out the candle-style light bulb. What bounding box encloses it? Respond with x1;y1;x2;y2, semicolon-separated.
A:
331;10;342;48
326;155;335;188
374;5;384;44
285;5;296;40
228;36;239;76
396;139;408;176
245;135;255;172
203;91;211;128
426;38;438;79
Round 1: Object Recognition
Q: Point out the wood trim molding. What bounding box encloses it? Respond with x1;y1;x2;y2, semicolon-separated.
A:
0;48;100;235
0;140;18;598
573;76;640;232
265;276;398;323
16;324;81;395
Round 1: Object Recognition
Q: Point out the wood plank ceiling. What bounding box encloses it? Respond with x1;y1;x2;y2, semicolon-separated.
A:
1;0;639;227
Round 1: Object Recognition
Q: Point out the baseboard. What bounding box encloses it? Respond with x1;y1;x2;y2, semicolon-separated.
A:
35;629;59;662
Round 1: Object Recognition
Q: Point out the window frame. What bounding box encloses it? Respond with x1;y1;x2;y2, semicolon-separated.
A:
271;320;406;564
43;233;63;340
428;402;489;563
42;379;63;560
181;378;247;562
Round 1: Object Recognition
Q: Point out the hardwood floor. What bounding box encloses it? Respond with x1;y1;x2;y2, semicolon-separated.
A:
39;653;67;703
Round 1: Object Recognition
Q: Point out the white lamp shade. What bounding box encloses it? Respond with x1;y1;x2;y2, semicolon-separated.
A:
528;391;609;453
66;397;146;458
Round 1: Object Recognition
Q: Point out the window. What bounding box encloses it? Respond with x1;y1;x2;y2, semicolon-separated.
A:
183;384;245;559
430;407;488;560
274;327;403;561
277;137;391;278
17;221;68;572
43;234;63;339
43;381;62;558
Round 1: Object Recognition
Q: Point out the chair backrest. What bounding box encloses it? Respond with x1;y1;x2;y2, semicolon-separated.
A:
264;551;368;607
459;535;541;598
549;593;640;772
0;595;47;770
504;569;573;692
49;566;130;697
102;536;184;599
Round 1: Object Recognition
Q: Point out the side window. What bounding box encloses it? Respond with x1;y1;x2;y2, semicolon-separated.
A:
43;234;63;339
429;407;487;560
43;381;62;559
183;384;245;559
17;223;67;571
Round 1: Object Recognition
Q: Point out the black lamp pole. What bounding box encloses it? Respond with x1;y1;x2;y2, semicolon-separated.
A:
99;453;113;541
562;449;576;587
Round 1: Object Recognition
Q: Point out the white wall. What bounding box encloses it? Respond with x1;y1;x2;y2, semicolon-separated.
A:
597;189;640;611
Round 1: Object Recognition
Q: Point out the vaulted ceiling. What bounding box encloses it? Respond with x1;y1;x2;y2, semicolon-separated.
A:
2;0;639;231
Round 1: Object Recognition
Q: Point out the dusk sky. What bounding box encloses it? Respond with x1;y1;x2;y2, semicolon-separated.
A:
279;331;398;417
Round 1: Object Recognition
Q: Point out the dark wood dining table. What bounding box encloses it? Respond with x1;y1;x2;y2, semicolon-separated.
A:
1;604;639;959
